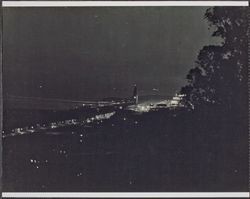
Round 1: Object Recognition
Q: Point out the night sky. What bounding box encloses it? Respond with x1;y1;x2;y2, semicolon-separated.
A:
3;7;219;100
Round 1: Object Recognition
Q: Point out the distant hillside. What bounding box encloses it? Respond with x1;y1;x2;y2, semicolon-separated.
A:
102;97;128;102
4;96;98;111
102;95;171;103
138;95;171;103
4;94;172;111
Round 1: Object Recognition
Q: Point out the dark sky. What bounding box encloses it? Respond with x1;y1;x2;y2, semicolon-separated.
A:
3;7;219;100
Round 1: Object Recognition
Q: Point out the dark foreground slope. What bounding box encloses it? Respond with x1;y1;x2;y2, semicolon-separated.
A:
2;106;248;192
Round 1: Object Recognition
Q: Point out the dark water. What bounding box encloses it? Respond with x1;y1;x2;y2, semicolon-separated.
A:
2;108;249;192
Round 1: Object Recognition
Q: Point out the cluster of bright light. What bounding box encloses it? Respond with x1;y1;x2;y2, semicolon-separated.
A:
5;111;116;138
30;158;49;169
137;105;150;112
169;94;185;107
94;112;116;120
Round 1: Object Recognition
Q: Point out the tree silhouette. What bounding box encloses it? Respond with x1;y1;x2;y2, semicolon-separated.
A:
181;7;248;112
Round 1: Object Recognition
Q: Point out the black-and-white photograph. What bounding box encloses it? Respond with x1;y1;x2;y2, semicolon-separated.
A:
2;5;249;192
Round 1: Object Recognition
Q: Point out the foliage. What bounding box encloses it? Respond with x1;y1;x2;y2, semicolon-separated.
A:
181;7;248;112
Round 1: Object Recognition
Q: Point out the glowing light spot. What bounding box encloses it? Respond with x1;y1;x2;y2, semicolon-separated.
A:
77;172;83;177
